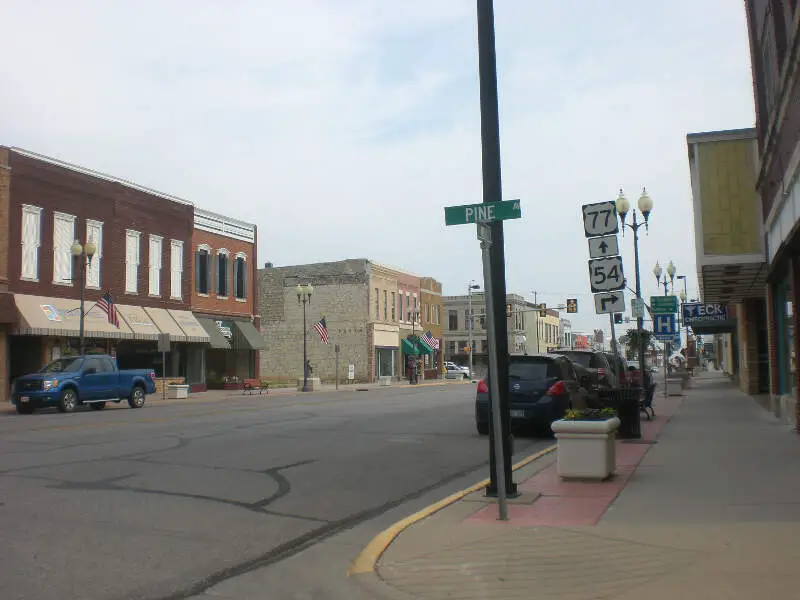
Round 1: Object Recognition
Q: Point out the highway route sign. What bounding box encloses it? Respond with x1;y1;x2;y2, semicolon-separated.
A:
653;314;677;341
588;256;625;293
582;201;619;238
588;234;619;259
594;292;626;314
444;199;522;226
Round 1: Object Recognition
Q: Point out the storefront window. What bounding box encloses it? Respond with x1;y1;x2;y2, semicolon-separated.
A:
776;276;795;395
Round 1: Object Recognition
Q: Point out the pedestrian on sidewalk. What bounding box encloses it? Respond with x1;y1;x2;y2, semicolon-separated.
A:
306;360;313;377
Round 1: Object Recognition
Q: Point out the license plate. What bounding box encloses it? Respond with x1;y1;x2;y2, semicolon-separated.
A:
510;409;525;418
19;396;29;403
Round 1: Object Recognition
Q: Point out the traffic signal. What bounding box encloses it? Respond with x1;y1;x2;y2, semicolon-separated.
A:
539;303;547;317
566;298;578;313
614;313;623;324
506;303;512;317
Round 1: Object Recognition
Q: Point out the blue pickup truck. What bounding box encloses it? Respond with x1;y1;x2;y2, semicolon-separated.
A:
11;355;157;414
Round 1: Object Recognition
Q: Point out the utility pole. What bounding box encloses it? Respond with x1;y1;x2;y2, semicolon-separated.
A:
477;0;517;498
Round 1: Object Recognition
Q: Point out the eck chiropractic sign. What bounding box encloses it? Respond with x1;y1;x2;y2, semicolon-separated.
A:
682;302;728;326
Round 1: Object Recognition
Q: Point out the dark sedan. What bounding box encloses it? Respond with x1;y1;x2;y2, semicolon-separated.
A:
475;353;589;436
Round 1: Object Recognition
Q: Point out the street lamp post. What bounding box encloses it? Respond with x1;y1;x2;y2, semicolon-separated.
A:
70;239;97;355
654;261;677;388
616;188;654;439
296;283;313;392
467;282;480;378
410;307;421;384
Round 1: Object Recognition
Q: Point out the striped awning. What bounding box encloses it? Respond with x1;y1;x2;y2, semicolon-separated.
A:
13;294;135;339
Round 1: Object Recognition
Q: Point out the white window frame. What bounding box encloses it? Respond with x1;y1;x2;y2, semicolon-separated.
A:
21;204;42;281
234;252;247;302
125;230;141;294
149;234;163;297
85;219;103;289
52;211;76;286
170;240;184;300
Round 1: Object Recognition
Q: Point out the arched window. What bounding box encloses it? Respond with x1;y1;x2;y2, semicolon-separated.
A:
216;249;230;297
234;253;247;300
195;244;212;295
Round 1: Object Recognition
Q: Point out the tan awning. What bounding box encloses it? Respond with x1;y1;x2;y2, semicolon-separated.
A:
168;310;211;343
144;307;189;342
13;294;134;339
116;304;161;340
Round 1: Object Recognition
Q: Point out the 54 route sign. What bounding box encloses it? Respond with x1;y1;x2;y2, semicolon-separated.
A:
444;199;522;226
588;256;625;293
582;201;619;238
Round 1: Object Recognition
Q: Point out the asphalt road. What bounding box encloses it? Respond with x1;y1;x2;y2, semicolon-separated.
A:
0;385;548;600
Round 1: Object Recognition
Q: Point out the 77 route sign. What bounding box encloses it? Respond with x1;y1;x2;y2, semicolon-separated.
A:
444;199;522;226
582;201;619;238
588;256;625;293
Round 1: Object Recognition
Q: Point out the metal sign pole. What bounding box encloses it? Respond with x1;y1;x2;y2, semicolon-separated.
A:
609;313;618;355
335;344;340;390
478;223;508;521
162;350;166;401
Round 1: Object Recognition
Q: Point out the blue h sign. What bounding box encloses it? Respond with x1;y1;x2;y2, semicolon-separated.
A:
653;314;677;340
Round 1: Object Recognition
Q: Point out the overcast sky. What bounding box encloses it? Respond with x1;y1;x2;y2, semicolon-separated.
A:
1;0;755;337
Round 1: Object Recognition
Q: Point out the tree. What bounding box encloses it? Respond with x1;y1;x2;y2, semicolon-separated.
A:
619;328;655;360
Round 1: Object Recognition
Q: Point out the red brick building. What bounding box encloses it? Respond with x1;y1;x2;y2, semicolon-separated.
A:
0;147;212;400
190;209;262;391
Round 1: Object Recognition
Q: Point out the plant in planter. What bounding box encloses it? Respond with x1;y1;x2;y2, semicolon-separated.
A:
551;407;620;480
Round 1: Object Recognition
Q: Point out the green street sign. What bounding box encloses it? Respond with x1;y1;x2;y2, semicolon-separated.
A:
650;295;678;314
444;199;521;226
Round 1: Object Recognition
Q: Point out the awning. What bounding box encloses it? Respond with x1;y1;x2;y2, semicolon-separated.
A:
116;304;161;340
401;337;431;355
197;317;231;349
687;318;737;335
168;310;210;343
13;294;134;338
417;337;434;354
232;320;265;350
144;308;191;343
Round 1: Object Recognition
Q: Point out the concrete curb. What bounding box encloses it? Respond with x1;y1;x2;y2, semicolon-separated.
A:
347;444;556;576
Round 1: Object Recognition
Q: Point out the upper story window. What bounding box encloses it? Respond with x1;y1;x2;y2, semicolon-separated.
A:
86;220;103;288
233;252;247;300
170;240;183;300
449;310;458;331
383;290;388;321
391;292;396;321
149;235;163;297
399;292;404;322
374;287;379;319
125;230;141;294
21;204;42;281
216;249;230;297
53;212;76;285
196;244;212;295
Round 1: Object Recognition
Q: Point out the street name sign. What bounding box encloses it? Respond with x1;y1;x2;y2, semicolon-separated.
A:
587;234;619;259
682;302;728;325
594;291;625;314
653;313;677;341
588;256;625;292
444;199;521;226
650;295;678;314
630;298;644;319
582;201;619;238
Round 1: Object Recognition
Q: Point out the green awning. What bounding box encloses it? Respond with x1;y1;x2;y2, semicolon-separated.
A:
197;317;231;350
401;338;420;355
233;320;266;350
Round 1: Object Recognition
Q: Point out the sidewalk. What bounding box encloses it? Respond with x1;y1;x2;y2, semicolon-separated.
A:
361;372;800;599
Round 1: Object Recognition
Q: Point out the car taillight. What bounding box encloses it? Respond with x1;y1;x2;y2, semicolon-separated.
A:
546;381;566;396
597;368;607;379
477;379;489;394
149;371;156;380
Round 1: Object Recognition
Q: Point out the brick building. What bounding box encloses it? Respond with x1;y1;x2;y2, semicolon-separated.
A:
190;209;263;391
743;1;800;428
257;259;441;384
419;277;444;379
0;147;212;402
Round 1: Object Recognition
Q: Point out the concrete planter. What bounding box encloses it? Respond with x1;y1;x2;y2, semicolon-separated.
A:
551;417;620;480
167;384;189;400
296;377;321;391
666;377;683;396
378;376;392;386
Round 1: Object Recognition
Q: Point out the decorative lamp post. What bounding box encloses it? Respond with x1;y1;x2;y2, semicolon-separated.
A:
410;307;421;384
296;283;313;392
70;239;97;355
616;187;653;439
467;282;481;378
654;261;677;383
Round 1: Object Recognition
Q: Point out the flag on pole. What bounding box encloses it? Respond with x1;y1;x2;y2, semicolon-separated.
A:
422;330;439;350
313;317;329;344
96;292;120;328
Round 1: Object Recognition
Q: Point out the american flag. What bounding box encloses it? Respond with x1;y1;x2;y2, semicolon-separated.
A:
422;330;439;350
96;292;120;328
313;317;329;344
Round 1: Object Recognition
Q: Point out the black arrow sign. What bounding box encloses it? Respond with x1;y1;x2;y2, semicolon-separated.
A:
600;294;619;310
599;241;608;254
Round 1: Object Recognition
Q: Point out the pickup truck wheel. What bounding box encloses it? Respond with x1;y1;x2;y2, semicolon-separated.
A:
90;402;106;410
58;389;78;413
128;386;146;409
16;403;35;415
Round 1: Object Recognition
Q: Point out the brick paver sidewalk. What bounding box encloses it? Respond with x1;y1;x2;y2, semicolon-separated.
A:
368;372;800;599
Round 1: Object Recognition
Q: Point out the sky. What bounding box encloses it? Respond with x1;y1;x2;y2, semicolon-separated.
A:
0;0;756;339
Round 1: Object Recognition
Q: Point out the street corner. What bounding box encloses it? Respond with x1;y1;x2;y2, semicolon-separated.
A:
346;444;556;579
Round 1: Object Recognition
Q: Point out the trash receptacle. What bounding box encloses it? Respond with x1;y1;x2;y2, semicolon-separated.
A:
599;387;642;439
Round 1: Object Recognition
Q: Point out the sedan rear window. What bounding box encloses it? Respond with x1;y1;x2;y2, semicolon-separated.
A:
557;352;592;367
508;359;557;380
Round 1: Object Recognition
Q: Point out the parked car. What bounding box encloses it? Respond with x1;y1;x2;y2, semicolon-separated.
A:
475;353;589;436
11;355;157;414
551;349;617;406
443;361;470;377
603;352;628;384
